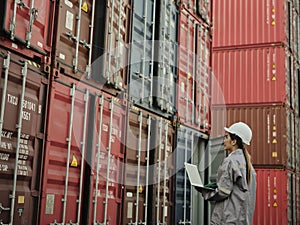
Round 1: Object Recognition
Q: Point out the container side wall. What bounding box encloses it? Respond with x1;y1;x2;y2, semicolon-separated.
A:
212;47;294;106
211;105;295;169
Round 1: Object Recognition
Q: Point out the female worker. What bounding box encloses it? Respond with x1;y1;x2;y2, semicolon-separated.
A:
201;122;257;225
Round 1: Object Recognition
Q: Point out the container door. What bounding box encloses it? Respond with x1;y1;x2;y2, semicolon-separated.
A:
174;126;209;224
154;0;177;115
53;0;95;78
0;50;48;225
123;109;154;225
39;82;90;225
151;118;174;225
0;0;53;56
90;95;125;225
129;0;156;111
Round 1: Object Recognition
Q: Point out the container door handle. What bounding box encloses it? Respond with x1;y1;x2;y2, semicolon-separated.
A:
26;0;38;47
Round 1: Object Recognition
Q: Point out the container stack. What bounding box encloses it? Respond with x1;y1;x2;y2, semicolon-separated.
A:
175;0;212;224
0;1;213;225
211;0;300;224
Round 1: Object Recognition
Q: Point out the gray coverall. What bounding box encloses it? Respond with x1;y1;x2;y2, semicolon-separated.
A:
202;149;257;225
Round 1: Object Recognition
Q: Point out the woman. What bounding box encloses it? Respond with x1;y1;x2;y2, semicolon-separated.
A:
202;122;256;225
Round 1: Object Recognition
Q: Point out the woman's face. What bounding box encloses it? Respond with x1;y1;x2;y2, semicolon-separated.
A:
223;132;236;152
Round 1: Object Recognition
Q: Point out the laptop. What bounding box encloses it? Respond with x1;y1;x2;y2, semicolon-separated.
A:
184;162;216;191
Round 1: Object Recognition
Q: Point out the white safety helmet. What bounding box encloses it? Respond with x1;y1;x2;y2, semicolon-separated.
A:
224;122;252;145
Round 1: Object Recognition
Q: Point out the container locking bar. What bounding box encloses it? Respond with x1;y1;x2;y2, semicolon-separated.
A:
26;0;38;47
9;61;28;225
86;0;96;78
0;52;11;145
93;95;104;225
10;0;30;39
61;84;76;225
73;0;83;72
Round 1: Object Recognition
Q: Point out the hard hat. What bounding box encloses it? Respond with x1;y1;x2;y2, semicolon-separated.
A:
224;122;252;145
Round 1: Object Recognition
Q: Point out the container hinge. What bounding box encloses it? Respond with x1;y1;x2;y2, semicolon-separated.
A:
0;203;10;213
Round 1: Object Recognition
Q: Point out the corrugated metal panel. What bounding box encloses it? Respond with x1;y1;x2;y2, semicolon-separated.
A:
0;0;54;59
123;107;174;225
177;9;211;132
174;125;209;225
0;49;48;225
129;0;177;119
211;105;296;169
39;78;125;225
212;46;296;106
253;169;298;225
212;0;295;49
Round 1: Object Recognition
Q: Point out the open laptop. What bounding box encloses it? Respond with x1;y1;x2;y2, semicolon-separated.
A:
184;162;216;191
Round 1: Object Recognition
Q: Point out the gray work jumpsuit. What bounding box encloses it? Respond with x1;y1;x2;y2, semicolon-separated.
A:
202;149;257;225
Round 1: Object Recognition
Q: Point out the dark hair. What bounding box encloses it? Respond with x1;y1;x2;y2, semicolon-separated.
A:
229;133;252;184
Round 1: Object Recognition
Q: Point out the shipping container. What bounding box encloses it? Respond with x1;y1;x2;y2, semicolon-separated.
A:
0;0;54;61
52;0;131;95
39;77;126;225
174;125;209;225
211;105;297;169
212;0;296;50
212;46;297;107
0;48;49;225
122;106;175;225
176;0;211;24
177;9;211;132
252;169;299;225
128;0;177;119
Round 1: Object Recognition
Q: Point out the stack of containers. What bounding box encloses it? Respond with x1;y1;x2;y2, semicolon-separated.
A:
124;1;178;224
0;1;215;225
175;1;212;225
0;0;53;224
211;0;300;224
38;0;131;225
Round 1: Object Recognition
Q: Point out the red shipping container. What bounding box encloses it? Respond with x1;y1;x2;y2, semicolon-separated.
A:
52;0;131;95
0;48;49;224
211;105;297;169
212;0;296;49
177;9;211;132
123;107;175;225
0;0;54;60
39;77;126;225
253;169;298;225
212;46;297;107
